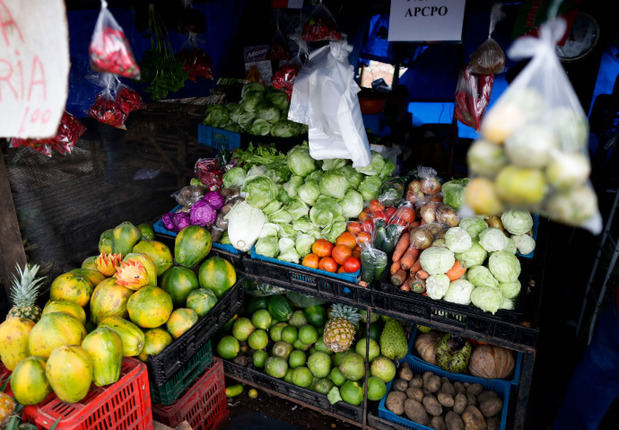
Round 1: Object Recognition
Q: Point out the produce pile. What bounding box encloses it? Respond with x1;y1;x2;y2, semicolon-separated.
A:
0;220;236;407
384;361;504;430
216;288;409;407
203;82;307;138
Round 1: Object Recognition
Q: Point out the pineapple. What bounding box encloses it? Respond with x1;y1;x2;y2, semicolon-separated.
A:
322;304;361;353
0;392;16;428
7;263;45;322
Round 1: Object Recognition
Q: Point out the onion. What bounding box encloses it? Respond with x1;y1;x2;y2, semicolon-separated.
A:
420;203;438;224
421;177;441;194
410;228;433;249
408;180;422;193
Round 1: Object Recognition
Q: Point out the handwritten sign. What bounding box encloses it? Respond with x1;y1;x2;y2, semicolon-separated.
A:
388;0;466;42
0;0;69;138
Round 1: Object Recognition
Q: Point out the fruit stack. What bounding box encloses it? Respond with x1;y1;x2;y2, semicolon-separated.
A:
216;292;410;406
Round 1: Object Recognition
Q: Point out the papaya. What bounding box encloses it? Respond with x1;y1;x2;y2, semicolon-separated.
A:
123;253;157;286
50;272;93;307
138;328;173;361
10;357;51;405
162;266;199;307
198;256;237;298
0;317;35;370
82;327;123;387
81;256;98;270
137;223;155;240
166;308;198;339
46;345;93;403
126;286;173;329
98;317;145;356
186;288;218;317
174;226;212;268
95;252;122;276
98;229;114;254
89;278;132;324
112;221;142;257
42;300;87;324
28;312;87;359
132;240;173;276
70;268;105;287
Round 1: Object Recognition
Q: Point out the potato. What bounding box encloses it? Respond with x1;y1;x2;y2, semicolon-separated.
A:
406;387;424;402
463;382;470;388
454;381;466;394
477;391;499;404
386;391;407;415
487;416;500;430
431;415;447;430
441;376;449;385
479;398;503;418
454;393;468;414
410;376;424;388
441;381;456;396
404;399;429;426
399;363;414;381
462;405;487;430
446;411;465;430
423;371;435;386
426;375;442;393
467;393;478;406
438;392;455;408
422;394;443;416
467;383;484;396
392;378;408;392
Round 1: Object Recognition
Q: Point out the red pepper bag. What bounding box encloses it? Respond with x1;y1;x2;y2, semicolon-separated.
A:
89;0;140;79
302;2;341;42
454;68;494;131
11;112;86;157
177;34;213;82
88;73;128;129
116;85;145;115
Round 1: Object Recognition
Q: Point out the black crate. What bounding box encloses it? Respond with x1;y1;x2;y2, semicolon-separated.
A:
223;360;363;423
148;280;244;386
367;413;411;430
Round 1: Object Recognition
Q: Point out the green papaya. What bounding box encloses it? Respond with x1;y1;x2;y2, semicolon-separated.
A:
112;222;142;257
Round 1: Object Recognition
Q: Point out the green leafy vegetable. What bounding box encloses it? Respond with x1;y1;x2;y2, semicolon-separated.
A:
256;236;279;258
298;181;320;206
222;167;246;188
319;171;350;199
340;190;364;219
358;176;382;202
242;175;279;209
287;145;317;177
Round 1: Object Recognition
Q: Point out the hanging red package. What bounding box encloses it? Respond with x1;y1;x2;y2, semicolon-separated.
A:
10;112;86;157
89;94;127;129
116;85;145;115
302;3;341;42
177;47;214;81
454;68;494;131
272;64;299;99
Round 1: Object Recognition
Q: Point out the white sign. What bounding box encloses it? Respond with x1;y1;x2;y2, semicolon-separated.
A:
388;0;466;42
0;0;70;138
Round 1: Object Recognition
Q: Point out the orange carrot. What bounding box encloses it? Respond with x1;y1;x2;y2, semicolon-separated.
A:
409;259;422;275
409;220;420;229
400;247;419;270
420;218;426;225
390;260;401;275
392;232;410;262
446;260;466;281
416;270;429;280
391;269;408;286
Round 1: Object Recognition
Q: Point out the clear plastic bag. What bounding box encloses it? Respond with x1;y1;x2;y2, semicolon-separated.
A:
116;84;145;115
268;27;291;61
88;73;127;129
469;4;506;74
194;158;224;191
466;19;601;233
172;185;205;208
10;112;86;157
272;38;306;99
89;0;140;79
302;2;341;42
177;33;213;81
455;68;494;131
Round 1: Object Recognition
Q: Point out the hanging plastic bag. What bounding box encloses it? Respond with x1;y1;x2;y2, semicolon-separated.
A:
88;73;127;129
89;0;140;79
268;27;291;61
288;40;371;168
454;68;494;131
177;33;213;81
272;38;306;99
469;3;506;74
10;112;86;157
465;19;601;233
116;84;145;115
302;1;341;42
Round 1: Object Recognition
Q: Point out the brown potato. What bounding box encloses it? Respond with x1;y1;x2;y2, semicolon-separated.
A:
438;392;455;408
467;383;484;396
410;376;424;388
462;405;487;430
431;415;447;430
386;391;407;415
467;393;478;406
453;393;468;415
441;376;450;385
406;387;424;402
404;399;430;426
423;371;434;385
426;375;442;393
487;416;500;430
393;379;409;392
454;382;466;394
479;398;503;418
445;411;465;430
441;381;456;396
477;391;499;404
422;394;443;416
399;363;414;381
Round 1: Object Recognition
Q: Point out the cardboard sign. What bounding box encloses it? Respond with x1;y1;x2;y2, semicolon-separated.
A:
0;0;70;138
388;0;466;42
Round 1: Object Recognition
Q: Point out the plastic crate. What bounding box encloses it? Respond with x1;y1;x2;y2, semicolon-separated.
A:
198;124;241;151
147;280;244;387
368;413;411;430
22;358;152;430
378;356;510;430
150;341;213;405
152;358;228;430
223;359;364;423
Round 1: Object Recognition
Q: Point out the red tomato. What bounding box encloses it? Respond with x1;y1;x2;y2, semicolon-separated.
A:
368;200;385;214
352;245;362;259
335;232;357;249
373;211;389;223
361;219;374;234
356;232;371;246
384;206;396;218
302;254;320;269
312;239;334;258
318;257;337;272
358;211;370;222
332;245;352;265
347;222;362;235
337;266;346;273
342;256;361;273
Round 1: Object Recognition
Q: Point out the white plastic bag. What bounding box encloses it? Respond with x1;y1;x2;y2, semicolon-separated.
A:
464;19;601;234
288;40;371;168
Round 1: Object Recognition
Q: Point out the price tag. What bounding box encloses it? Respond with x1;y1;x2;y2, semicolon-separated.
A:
0;0;70;138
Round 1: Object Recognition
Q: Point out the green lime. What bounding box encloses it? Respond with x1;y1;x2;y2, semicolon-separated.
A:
365;376;387;401
248;388;258;399
288;310;308;327
293;339;312;351
355;338;380;362
272;341;293;360
253;350;268;368
281;325;298;344
217;336;240;359
288;350;307;368
329;367;346;386
339;352;365;381
370;356;396;383
248;329;269;350
304;305;326;327
298;325;318;345
252;309;272;330
333;351;346;366
291;367;313;387
232;317;255;341
312;378;334;394
270;322;286;342
284;369;294;383
265;356;288;379
313;337;331;354
307;352;331;378
340;381;363;406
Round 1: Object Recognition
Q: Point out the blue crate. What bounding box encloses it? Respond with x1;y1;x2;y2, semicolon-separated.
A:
407;329;522;386
249;246;360;284
153;205;241;256
379;355;511;430
197;124;241;151
515;214;539;259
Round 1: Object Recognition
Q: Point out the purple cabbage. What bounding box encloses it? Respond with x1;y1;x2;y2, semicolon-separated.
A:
203;191;225;210
173;212;191;231
161;213;176;231
190;200;217;226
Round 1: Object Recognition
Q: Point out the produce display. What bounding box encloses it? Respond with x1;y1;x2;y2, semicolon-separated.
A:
0;220;236;406
216;288;409;406
383;361;504;429
203;82;307;138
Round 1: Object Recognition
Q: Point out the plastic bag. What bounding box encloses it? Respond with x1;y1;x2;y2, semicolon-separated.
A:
272;39;306;99
88;73;127;129
268;27;291;61
10;112;86;157
302;2;341;42
89;0;140;79
288;40;371;168
455;68;494;131
469;3;506;74
177;33;213;81
116;85;145;115
194;158;224;191
378;177;406;206
466;19;601;233
172;185;205;208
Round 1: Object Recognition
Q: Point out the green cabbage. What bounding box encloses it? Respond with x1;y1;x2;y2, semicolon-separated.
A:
504;237;517;254
444;279;474;305
471;286;503;314
298;181;320;206
459;217;487;239
295;233;315;257
242;82;265;99
266;89;289;110
224;122;242;132
501;210;533;235
455;242;487;268
319;171;350;199
426;274;451;300
278;238;300;263
283;175;304;198
256;236;279;258
256;104;281;122
259;223;280;238
223;167;246;188
467;139;508;177
358;176;382;202
338;166;363;189
442;179;469;210
269;208;293;224
262;200;282;215
203;104;230;128
238;111;256;130
242;175;279;209
306;170;323;183
479;228;509;252
278;223;296;238
444;227;473;253
241;92;264;113
380;159;396;179
321;220;347;243
499;281;521;299
265;163;291;184
250;119;271;136
271;120;299;138
309;196;342;228
340;190;364;219
287;145;316;177
467;266;499;289
322;159;347;171
292;216;316;233
356;151;386;176
246;165;267;180
488;251;521;282
286;199;309;220
419;247;456;275
513;234;535;255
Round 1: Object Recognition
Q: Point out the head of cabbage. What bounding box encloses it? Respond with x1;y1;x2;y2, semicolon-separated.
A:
459;216;487;239
455;242;488;268
479;228;508;252
242;175;279;209
488;251;521;282
467;265;499;289
471;286;503;314
319;171;350;199
500;210;533;235
287;145;316;177
419;247;455;275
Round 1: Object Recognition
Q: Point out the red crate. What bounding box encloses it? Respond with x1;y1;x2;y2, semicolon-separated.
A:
152;358;228;430
22;358;152;430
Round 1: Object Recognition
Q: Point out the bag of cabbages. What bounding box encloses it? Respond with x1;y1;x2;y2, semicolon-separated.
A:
464;19;601;234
